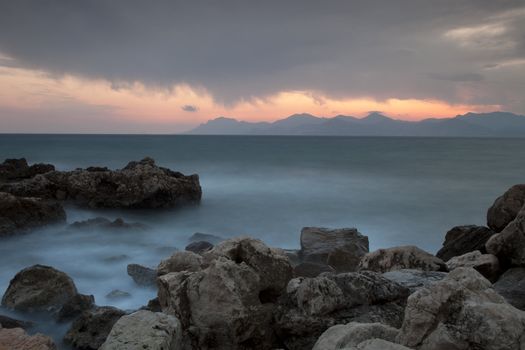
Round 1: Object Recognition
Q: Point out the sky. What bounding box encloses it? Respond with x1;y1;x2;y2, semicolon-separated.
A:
0;0;524;133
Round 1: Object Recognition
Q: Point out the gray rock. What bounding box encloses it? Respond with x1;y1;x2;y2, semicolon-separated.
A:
382;269;447;293
486;206;525;267
293;262;336;277
436;225;494;261
188;232;224;244
127;264;157;286
100;310;182;350
347;339;413;350
157;251;204;276
69;217;147;231
446;250;500;282
313;322;399;350
283;249;301;267
0;315;34;329
0;158;55;181
359;246;447;273
106;290;131;300
57;293;95;322
487;184;525;232
494;268;525;311
0;327;56;350
300;227;369;272
185;240;213;254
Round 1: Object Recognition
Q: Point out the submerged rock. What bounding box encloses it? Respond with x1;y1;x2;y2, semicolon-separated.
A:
487;184;525;232
0;157;202;209
185;240;214;254
486;206;525;267
446;250;500;282
69;217;147;231
359;246;447;273
300;227;369;272
0;315;34;329
494;267;525;311
106;290;131;300
0;327;56;350
382;269;447;293
127;264;157;286
188;232;225;244
313;322;399;350
0;158;54;181
0;192;65;236
100;310;182;350
436;225;494;261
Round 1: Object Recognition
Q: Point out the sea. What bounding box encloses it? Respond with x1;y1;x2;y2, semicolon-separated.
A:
1;134;524;347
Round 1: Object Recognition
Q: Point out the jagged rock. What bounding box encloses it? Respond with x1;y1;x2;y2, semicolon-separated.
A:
106;290;131;300
446;250;500;282
157;251;204;276
313;322;399;350
293;262;336;277
299;227;369;273
397;267;525;350
494;268;525;311
0;158;54;181
0;192;65;236
188;232;224;244
382;269;447;293
100;310;182;350
486;206;525;267
57;293;95;322
64;306;125;350
359;246;447;273
0;327;56;350
185;240;213;254
347;339;413;350
1;265;78;313
436;225;494;261
69;217;147;231
127;264;157;286
0;157;202;209
0;315;33;329
487;184;525;232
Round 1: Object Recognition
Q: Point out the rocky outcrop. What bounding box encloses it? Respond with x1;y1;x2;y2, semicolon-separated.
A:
127;264;157;286
293;262;336;277
397;267;525;350
299;227;369;272
359;246;447;273
494;268;525;311
1;265;78;313
157;251;204;276
0;327;56;350
0;315;33;329
486;206;525;267
100;310;182;350
158;237;293;349
64;306;125;350
0;158;54;181
487;184;525;232
446;250;500;282
0;157;202;209
436;225;494;261
185;240;214;254
312;322;399;350
69;217;147;231
382;269;447;293
0;192;65;236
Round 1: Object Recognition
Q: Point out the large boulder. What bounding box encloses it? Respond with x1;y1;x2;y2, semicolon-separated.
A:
0;157;202;209
100;310;182;350
300;227;369;272
293;262;336;278
312;322;399;350
487;184;525;232
0;327;56;350
127;263;157;286
157;251;204;276
359;246;447;273
64;306;125;350
446;250;500;282
1;265;78;313
0;158;54;181
0;192;65;236
397;267;525;350
494;268;525;311
382;269;447;293
436;225;494;261
486;206;525;267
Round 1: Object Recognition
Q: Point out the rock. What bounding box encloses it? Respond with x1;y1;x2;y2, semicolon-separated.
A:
64;306;125;350
141;297;162;312
57;293;95;322
0;192;65;236
157;251;204;276
359;246;447;273
436;225;494;261
283;249;301;267
188;232;224;244
347;339;413;350
69;217;147;231
382;269;447;293
1;265;78;313
487;184;525;232
397;267;525;350
100;310;182;350
446;250;500;282
185;240;213;254
494;268;525;310
300;227;369;272
0;157;202;209
0;158;55;181
0;315;33;329
313;322;399;350
106;290;131;300
486;206;525;267
293;262;336;278
127;264;157;286
0;327;56;350
286;276;345;316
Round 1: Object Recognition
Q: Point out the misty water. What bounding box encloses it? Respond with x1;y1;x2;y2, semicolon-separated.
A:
1;134;525;347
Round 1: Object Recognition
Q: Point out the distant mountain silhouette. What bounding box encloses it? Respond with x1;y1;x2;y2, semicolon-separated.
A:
187;112;525;137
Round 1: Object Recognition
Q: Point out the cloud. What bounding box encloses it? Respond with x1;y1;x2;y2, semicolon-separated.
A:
181;104;199;112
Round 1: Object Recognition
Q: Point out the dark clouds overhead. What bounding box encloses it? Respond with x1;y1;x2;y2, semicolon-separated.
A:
0;0;524;111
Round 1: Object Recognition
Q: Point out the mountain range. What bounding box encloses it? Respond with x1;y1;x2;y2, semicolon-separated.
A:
187;112;525;137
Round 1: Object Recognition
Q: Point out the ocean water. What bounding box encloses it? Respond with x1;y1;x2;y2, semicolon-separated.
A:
1;134;525;346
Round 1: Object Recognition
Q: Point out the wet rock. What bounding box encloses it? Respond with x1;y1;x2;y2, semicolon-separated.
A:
100;310;182;350
293;262;336;278
141;297;162;312
1;265;78;313
0;327;56;350
69;217;147;231
487;184;525;232
106;290;131;300
347;339;413;350
446;250;500;282
64;306;125;350
359;246;447;273
382;269;447;293
0;158;55;181
185;240;213;254
0;192;65;236
397;267;525;350
283;249;301;267
0;157;202;209
494;268;525;311
188;232;225;244
157;251;204;276
313;322;399;350
57;294;95;322
102;254;129;263
0;315;33;329
436;225;494;261
300;227;369;273
127;264;157;286
486;206;525;267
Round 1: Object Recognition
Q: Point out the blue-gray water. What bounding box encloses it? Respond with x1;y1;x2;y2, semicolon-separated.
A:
1;134;525;346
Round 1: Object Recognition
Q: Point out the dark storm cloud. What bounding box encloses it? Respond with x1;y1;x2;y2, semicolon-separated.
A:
0;0;524;111
181;105;199;112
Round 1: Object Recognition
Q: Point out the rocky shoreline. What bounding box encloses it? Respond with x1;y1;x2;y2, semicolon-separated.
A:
1;158;525;349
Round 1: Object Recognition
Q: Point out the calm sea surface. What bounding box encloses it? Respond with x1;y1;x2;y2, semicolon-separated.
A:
1;134;524;345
